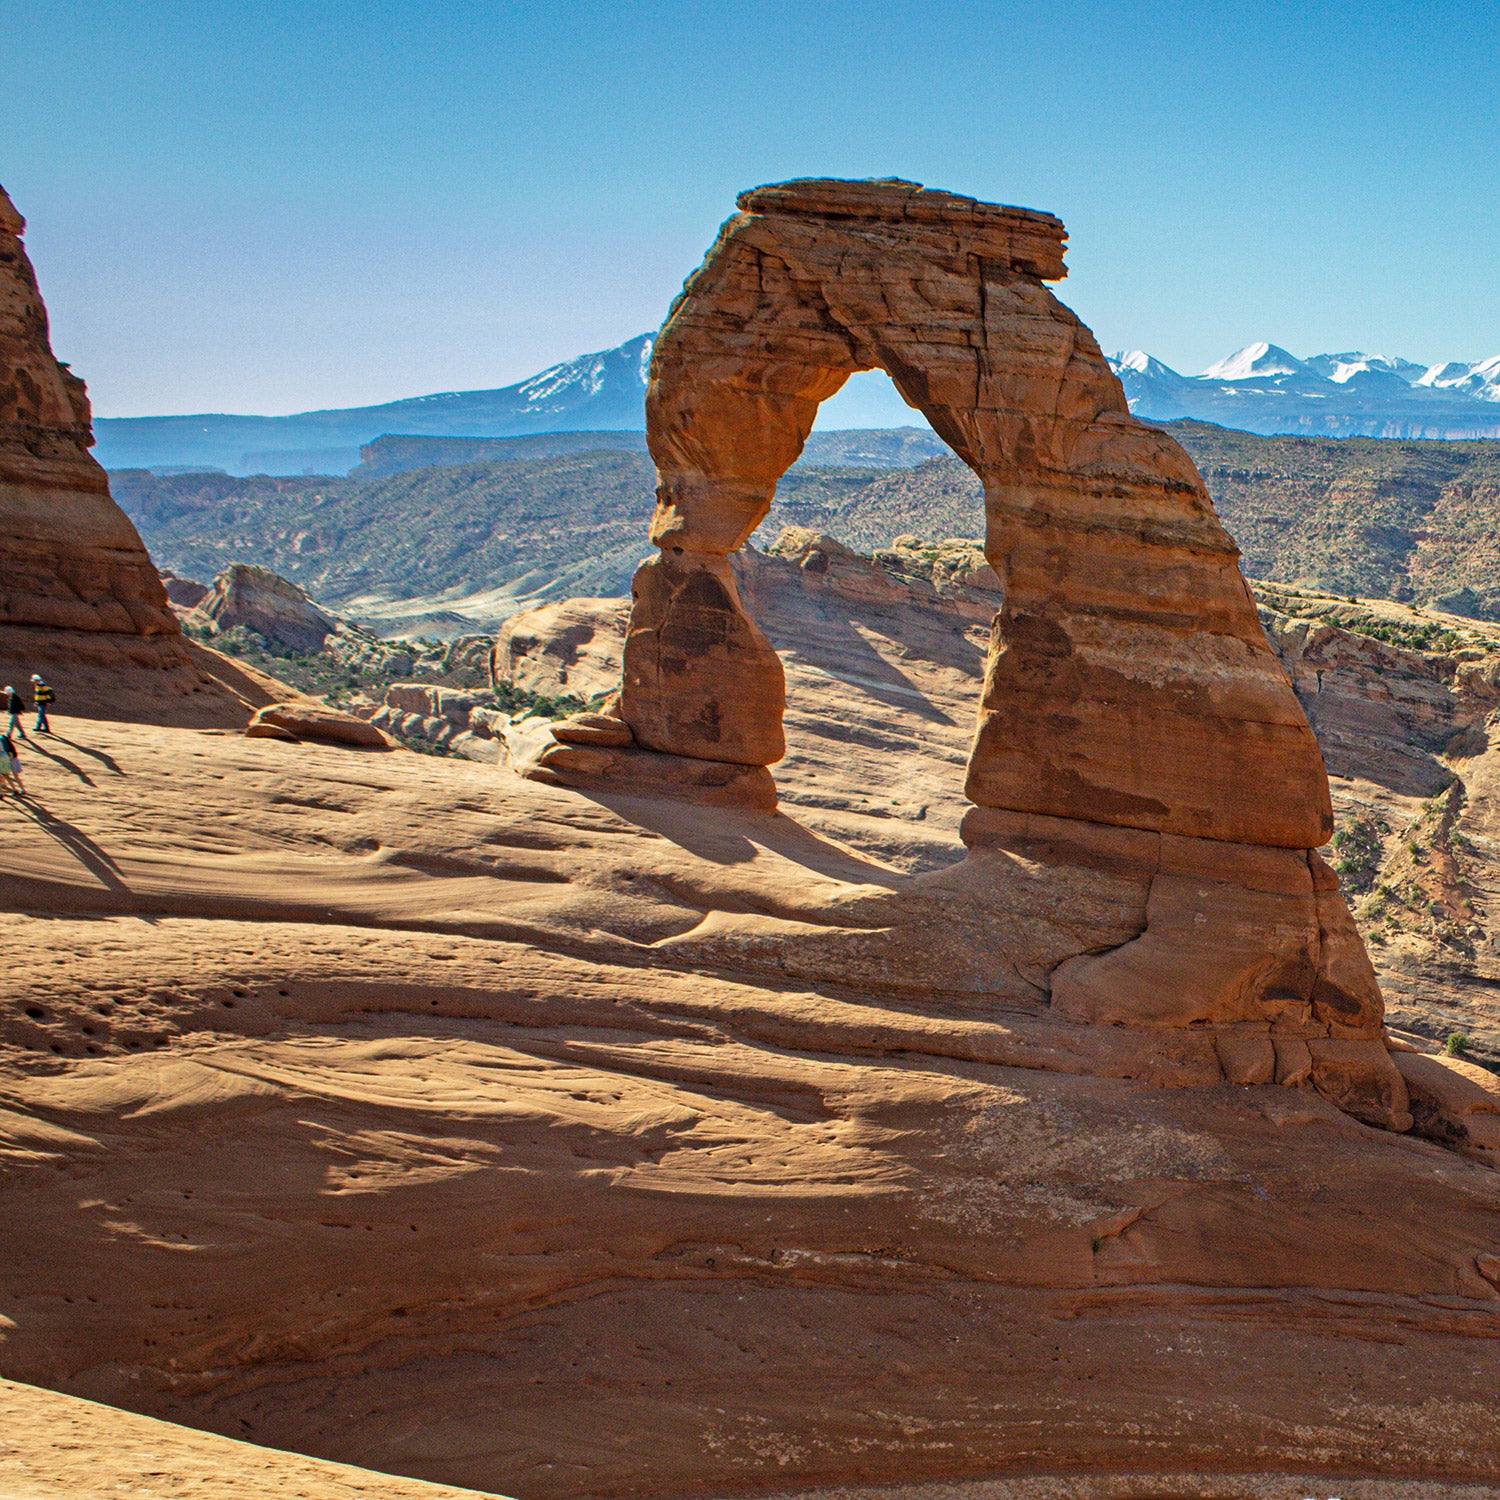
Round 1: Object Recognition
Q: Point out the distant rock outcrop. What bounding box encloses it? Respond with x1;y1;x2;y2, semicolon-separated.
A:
157;568;209;611
188;564;338;653
245;699;392;749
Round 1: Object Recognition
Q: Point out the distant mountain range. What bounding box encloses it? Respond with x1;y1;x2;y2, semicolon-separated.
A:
96;333;931;476
1109;342;1500;438
95;335;659;475
96;332;1500;476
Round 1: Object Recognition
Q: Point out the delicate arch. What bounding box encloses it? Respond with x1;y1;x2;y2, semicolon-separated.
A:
620;179;1331;849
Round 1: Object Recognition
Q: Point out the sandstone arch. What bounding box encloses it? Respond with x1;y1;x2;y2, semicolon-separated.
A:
621;178;1332;849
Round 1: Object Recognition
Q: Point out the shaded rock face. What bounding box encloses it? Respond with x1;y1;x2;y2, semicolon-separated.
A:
0;186;176;641
0;187;269;727
158;569;209;611
619;176;1331;850
188;564;338;653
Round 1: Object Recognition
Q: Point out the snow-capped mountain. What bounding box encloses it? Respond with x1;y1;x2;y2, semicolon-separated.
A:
1200;342;1311;381
1416;355;1500;401
94;328;1500;475
94;334;659;474
1109;343;1500;438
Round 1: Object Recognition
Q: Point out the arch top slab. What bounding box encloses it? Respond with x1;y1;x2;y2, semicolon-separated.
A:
620;178;1332;849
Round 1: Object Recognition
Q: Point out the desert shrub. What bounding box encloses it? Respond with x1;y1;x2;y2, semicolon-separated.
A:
1331;813;1388;894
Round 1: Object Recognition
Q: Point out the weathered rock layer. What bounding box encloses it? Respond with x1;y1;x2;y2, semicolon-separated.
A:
0;186;267;725
618;177;1330;849
0;185;176;642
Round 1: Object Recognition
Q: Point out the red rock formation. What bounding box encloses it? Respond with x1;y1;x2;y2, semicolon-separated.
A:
547;178;1390;1104
188;564;338;653
0;185;176;642
623;177;1331;850
0;186;274;727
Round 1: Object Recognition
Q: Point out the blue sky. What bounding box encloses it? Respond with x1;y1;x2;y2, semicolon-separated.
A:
5;0;1499;416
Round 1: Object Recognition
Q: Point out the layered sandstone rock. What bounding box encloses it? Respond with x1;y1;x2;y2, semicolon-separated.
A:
491;596;630;703
530;179;1389;1107
0;186;177;645
245;700;392;749
501;536;1401;1122
189;564;338;652
618;176;1330;850
0;187;269;726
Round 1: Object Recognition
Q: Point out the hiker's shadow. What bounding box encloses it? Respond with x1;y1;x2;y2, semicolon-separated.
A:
22;739;95;786
9;796;128;893
47;735;123;775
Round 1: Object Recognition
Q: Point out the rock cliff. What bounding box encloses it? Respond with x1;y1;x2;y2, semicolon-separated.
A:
0;187;177;654
188;564;340;652
0;187;280;726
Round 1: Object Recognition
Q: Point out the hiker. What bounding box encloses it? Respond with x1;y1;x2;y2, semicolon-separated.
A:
30;674;53;734
3;685;23;739
0;733;21;797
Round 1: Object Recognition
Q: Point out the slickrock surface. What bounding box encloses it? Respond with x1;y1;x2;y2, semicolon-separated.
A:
0;1378;509;1499
618;178;1330;849
1;704;1496;1494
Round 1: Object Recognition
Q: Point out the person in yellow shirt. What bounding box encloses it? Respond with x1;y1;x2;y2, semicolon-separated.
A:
29;674;53;734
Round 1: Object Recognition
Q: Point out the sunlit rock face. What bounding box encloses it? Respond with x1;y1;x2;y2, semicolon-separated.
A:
624;176;1330;850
